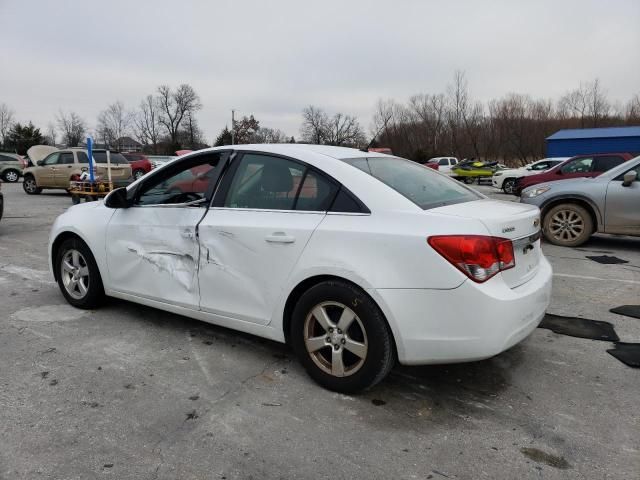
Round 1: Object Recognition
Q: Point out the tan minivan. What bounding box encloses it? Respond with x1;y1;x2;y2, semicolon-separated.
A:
23;147;132;194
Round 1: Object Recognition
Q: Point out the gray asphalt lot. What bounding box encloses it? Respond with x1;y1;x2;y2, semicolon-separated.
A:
0;181;638;479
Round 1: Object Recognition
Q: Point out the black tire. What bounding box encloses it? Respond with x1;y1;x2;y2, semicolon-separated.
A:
54;237;105;309
463;177;475;184
2;169;20;182
71;195;81;205
133;169;145;180
502;178;517;194
543;203;593;247
23;175;42;194
291;280;395;393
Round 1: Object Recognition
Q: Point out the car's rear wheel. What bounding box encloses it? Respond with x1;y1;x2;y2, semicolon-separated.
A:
55;237;105;308
543;203;593;247
291;280;395;393
133;169;145;180
23;175;42;194
2;169;20;182
502;178;516;194
463;177;475;184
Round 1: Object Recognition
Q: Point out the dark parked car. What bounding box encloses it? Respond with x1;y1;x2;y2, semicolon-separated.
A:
123;153;153;180
0;181;4;222
515;153;634;196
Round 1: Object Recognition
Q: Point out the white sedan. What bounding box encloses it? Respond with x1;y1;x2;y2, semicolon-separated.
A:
48;145;552;392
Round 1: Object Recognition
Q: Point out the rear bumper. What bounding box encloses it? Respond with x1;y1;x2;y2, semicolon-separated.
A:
373;256;552;365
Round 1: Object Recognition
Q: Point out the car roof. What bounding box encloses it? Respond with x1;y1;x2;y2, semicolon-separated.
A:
220;143;390;160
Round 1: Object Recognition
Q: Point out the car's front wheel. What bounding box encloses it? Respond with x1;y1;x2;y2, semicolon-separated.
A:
502;178;517;194
291;280;395;393
2;169;20;182
463;177;475;184
55;237;105;308
543;203;593;247
133;169;145;180
23;175;42;194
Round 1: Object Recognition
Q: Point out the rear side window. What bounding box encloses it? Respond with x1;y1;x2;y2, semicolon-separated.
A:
343;157;481;210
0;154;14;162
295;170;338;211
561;158;593;174
594;156;624;172
76;152;89;163
60;153;75;164
438;159;448;166
94;152;127;164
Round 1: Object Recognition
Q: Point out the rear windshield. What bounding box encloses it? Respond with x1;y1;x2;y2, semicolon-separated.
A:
93;152;128;164
343;157;481;210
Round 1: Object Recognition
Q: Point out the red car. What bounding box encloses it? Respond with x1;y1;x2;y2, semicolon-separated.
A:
122;152;153;180
515;153;634;196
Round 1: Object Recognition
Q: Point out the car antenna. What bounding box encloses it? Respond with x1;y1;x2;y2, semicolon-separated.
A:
361;112;392;153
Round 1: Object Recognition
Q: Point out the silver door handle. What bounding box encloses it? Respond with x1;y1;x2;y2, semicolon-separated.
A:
265;233;295;243
180;230;194;239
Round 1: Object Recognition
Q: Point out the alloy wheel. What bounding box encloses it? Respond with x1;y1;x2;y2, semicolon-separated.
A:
61;249;90;300
4;170;19;182
24;178;38;193
304;302;368;377
549;209;584;242
503;179;515;194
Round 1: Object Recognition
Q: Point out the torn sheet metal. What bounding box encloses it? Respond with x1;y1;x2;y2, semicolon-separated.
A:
126;244;197;291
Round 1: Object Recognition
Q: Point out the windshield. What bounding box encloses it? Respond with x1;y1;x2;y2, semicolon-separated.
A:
343;157;481;209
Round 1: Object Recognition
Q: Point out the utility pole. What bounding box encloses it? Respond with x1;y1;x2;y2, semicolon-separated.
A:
231;109;235;145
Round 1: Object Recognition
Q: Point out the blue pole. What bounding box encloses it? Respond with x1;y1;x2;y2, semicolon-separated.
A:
87;137;94;182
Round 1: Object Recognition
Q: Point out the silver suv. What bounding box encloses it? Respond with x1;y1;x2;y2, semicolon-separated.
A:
520;156;639;246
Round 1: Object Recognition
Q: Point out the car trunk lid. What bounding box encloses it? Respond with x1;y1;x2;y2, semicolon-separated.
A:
430;199;542;288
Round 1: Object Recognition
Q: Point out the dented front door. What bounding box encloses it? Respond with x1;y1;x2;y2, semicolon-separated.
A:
105;206;204;308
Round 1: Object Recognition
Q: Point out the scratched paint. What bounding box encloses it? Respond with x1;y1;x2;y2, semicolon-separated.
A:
126;245;197;291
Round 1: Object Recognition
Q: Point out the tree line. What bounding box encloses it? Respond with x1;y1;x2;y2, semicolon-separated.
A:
2;72;639;163
368;72;640;166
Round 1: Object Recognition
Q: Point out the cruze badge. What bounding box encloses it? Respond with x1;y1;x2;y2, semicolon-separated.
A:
502;226;515;233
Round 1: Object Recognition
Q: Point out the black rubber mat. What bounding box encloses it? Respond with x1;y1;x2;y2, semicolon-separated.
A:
586;255;628;264
610;305;640;320
538;314;620;342
607;343;640;368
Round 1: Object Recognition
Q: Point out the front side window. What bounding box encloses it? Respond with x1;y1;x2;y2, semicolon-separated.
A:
438;159;449;166
343;157;481;210
42;153;60;165
76;152;89;163
561;158;593;174
0;154;14;162
135;153;222;206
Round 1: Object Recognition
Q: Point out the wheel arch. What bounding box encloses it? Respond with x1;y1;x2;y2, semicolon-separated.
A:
281;275;399;360
50;231;102;282
540;195;602;232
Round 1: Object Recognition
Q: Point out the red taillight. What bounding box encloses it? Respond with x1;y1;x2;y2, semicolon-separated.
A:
428;235;515;283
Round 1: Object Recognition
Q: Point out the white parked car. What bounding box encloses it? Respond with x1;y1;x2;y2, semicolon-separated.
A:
492;158;569;194
426;156;459;175
48;145;552;392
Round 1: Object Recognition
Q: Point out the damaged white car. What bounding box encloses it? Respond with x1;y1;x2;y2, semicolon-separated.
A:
48;145;552;392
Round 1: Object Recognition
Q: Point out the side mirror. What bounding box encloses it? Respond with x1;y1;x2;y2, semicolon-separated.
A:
622;170;637;187
104;187;132;209
37;160;44;166
525;166;532;170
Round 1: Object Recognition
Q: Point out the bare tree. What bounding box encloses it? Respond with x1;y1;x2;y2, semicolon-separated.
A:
56;110;86;147
157;84;202;145
44;122;57;146
625;93;640;123
96;101;131;149
252;127;288;143
323;113;366;147
585;79;610;127
300;106;328;144
133;95;162;151
0;103;15;147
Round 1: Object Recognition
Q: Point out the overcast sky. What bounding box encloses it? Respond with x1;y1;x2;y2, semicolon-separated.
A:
1;0;639;142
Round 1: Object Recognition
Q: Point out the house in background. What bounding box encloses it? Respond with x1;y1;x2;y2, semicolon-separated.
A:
546;126;640;157
115;136;143;152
